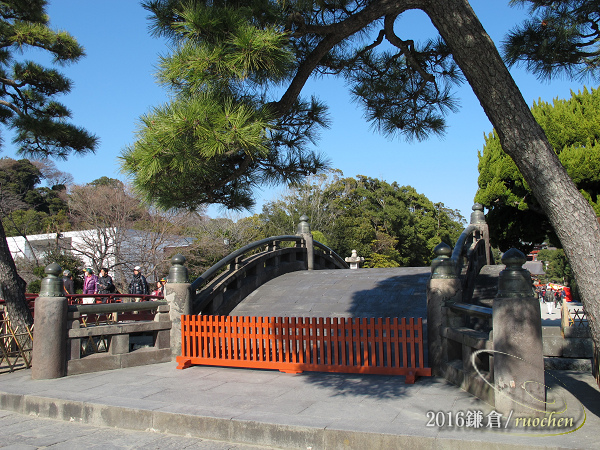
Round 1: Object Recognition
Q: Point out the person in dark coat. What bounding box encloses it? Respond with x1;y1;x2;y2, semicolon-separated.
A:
128;266;149;301
97;268;114;303
62;270;74;295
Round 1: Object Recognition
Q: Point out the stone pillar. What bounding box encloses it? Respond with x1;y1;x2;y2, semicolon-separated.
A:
427;242;461;375
32;263;68;380
345;250;364;269
164;254;191;359
297;214;314;270
493;248;545;415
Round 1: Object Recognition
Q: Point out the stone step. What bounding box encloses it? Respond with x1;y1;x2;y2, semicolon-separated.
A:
543;334;593;358
544;357;592;372
542;326;562;336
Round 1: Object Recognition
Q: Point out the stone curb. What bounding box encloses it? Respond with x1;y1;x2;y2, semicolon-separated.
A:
0;391;564;450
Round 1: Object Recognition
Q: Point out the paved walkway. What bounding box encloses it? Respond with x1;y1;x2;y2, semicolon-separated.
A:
0;362;598;449
0;409;272;449
1;269;598;449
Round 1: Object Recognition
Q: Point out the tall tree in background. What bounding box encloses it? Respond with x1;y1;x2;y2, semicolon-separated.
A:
0;1;98;330
258;174;464;267
69;179;195;291
0;158;71;238
476;87;600;252
131;0;600;347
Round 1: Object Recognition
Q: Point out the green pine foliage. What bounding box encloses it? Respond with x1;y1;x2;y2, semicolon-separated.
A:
122;0;465;211
475;86;600;251
0;0;98;157
504;0;600;80
122;0;330;210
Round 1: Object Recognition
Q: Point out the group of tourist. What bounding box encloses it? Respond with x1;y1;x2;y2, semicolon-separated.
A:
536;284;568;314
60;266;167;301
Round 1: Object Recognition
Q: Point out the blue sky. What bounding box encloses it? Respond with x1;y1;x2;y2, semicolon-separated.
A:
1;1;593;221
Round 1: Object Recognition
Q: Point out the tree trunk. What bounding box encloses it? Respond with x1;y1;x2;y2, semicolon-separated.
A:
423;0;600;345
0;219;33;330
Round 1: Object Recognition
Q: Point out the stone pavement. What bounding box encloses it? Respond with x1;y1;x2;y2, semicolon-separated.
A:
0;362;598;449
0;409;272;449
1;269;599;449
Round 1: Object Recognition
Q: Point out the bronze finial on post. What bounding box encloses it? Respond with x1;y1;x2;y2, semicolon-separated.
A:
470;203;486;224
168;254;188;284
38;262;63;297
430;242;455;279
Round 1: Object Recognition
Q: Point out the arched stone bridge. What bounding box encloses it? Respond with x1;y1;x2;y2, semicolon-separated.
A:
189;209;491;320
230;267;431;318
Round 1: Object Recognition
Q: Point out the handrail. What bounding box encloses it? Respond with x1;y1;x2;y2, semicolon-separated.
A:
450;224;477;264
448;302;492;318
313;240;350;268
190;235;303;290
0;293;164;307
68;300;167;314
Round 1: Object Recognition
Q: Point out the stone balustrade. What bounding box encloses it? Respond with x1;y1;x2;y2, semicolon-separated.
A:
66;302;171;375
427;206;545;414
31;263;171;379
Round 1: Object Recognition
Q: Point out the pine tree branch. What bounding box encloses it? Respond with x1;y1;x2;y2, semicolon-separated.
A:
272;0;421;116
0;99;21;115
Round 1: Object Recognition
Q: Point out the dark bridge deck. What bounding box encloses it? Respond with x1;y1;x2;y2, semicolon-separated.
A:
230;267;431;318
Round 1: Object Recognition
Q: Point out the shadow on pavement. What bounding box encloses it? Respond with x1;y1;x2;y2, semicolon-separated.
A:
547;370;600;418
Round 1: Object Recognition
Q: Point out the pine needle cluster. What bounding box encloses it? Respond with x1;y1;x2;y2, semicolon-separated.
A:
0;0;98;159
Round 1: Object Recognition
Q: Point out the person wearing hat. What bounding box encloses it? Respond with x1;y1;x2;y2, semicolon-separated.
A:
82;268;98;304
83;268;97;294
62;270;74;295
128;266;149;301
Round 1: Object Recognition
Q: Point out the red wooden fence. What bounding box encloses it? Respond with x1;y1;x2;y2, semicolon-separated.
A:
176;315;431;383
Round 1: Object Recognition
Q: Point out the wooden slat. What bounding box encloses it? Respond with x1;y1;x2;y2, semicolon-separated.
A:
175;314;432;383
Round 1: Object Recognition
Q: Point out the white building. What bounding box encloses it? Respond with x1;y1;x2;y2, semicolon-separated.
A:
7;228;193;283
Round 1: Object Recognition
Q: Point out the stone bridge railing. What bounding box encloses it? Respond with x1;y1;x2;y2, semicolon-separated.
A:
427;205;544;414
188;216;348;316
66;301;171;375
31;263;171;380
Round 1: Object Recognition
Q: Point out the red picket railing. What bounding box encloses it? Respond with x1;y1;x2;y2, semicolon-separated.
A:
176;315;431;383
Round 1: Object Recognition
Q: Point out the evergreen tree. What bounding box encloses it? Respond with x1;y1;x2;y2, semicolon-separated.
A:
130;0;600;349
0;1;98;330
121;0;330;210
259;174;465;267
503;0;600;80
537;248;573;285
476;87;600;251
